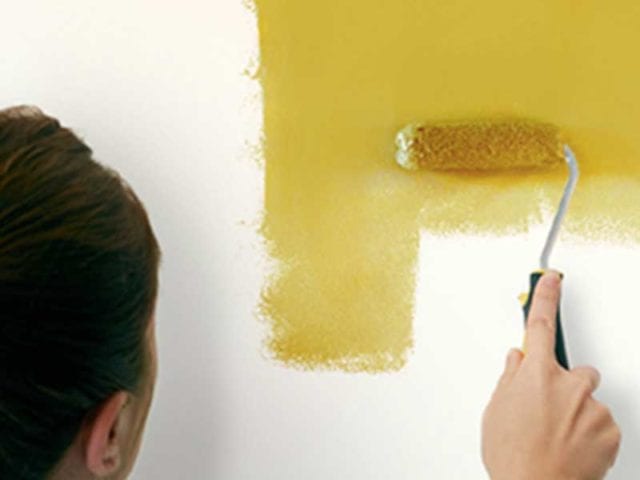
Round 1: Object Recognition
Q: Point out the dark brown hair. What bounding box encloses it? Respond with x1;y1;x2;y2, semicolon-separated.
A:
0;106;161;478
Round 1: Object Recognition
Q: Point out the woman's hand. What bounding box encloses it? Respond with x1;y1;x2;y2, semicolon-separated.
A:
482;271;621;480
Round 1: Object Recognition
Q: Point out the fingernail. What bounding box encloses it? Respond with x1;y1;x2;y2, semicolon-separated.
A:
541;271;561;287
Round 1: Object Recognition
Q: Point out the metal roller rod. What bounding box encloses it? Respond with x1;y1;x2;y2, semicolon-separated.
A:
539;145;579;270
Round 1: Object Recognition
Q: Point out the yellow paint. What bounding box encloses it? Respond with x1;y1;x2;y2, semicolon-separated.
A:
255;0;640;371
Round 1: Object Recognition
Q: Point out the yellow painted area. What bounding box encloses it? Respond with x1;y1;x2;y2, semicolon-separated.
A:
255;0;640;371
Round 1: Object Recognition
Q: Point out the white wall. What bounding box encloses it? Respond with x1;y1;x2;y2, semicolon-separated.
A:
1;1;639;479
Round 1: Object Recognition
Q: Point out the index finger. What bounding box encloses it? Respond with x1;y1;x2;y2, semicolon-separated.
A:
525;271;561;360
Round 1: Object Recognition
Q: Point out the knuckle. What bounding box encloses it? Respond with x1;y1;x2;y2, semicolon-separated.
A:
530;314;555;332
594;402;613;422
593;400;606;414
607;425;622;459
613;426;622;447
531;362;556;385
572;375;594;395
536;312;554;325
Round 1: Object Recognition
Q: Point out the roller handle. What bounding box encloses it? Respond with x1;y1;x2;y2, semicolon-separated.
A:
522;271;569;369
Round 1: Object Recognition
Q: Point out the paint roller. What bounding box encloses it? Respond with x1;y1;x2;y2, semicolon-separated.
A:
395;119;579;369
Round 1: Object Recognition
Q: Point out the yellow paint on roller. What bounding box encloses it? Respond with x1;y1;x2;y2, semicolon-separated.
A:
254;0;640;371
395;120;565;172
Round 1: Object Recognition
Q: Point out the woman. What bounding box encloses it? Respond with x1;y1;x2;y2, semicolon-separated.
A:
0;105;620;479
0;106;160;479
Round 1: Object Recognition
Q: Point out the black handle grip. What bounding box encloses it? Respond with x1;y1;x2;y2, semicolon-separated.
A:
522;271;569;369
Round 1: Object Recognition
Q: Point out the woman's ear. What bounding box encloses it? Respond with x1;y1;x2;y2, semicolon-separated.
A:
84;391;130;477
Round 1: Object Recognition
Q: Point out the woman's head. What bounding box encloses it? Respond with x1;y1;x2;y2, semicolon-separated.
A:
0;106;161;479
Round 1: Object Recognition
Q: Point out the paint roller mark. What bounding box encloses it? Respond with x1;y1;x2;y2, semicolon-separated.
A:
254;0;640;371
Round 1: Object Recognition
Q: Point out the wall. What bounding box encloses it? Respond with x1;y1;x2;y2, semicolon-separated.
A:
1;1;639;479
